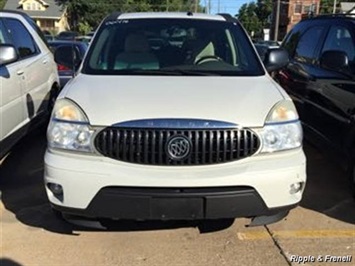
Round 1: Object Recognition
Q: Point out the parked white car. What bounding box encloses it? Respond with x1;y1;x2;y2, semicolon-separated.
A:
0;11;60;158
45;12;306;227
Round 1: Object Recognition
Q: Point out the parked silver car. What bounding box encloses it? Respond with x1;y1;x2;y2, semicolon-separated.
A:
0;11;59;158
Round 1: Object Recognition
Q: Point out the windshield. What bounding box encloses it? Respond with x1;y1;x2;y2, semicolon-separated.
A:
82;18;264;76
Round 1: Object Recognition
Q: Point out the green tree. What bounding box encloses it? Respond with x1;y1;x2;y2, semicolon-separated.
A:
83;0;124;29
237;0;273;38
320;0;354;14
320;0;336;13
256;0;272;28
58;0;205;33
237;2;262;37
151;0;203;12
57;0;90;31
0;0;6;10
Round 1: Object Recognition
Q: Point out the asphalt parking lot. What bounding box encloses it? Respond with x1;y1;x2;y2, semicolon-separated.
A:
0;126;354;266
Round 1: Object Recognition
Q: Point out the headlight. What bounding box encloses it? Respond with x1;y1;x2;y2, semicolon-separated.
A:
260;100;303;153
47;99;95;152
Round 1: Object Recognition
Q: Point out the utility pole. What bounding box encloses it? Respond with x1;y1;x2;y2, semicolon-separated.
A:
274;0;280;41
195;0;198;12
333;0;337;13
218;0;220;13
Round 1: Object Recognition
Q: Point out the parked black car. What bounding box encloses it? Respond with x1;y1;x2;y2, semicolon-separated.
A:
42;29;55;41
48;40;88;87
254;43;269;61
56;31;79;40
275;14;355;195
255;40;280;48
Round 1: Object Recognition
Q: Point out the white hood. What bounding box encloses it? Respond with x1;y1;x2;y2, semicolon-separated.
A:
61;74;285;127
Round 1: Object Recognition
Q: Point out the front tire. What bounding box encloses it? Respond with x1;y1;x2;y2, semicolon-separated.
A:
48;84;60;113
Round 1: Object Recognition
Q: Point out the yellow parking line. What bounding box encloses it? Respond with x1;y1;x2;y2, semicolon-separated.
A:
238;231;270;240
237;230;355;240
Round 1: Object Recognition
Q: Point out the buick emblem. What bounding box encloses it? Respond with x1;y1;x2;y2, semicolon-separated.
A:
166;136;191;160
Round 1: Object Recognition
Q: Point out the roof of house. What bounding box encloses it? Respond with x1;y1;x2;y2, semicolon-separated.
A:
340;2;355;13
4;0;64;19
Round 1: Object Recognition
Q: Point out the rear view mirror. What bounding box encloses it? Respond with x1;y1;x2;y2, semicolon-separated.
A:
264;48;289;73
54;45;81;70
0;45;18;66
320;50;349;72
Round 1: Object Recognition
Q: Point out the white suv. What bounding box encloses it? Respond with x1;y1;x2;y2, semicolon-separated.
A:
45;12;306;226
0;11;59;158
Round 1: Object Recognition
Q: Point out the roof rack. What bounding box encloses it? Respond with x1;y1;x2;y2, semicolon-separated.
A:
318;13;355;17
104;12;122;22
217;13;239;23
0;9;29;17
302;13;355;20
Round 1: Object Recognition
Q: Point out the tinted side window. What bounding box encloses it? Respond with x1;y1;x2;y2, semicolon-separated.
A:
3;18;39;59
0;19;12;44
24;14;50;49
322;25;355;62
282;29;301;56
295;26;325;63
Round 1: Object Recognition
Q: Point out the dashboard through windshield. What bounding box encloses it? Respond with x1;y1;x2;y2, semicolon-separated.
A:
83;18;264;76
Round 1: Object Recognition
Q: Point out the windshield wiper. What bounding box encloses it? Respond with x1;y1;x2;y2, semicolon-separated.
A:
114;69;220;76
114;69;183;75
160;68;220;76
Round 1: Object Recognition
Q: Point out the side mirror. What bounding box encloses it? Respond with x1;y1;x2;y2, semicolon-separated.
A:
0;45;18;66
320;50;349;71
54;45;81;70
264;48;289;73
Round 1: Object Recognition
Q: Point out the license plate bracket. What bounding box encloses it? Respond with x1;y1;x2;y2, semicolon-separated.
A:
151;198;204;220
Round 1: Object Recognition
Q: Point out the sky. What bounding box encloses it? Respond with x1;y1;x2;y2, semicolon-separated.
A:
205;0;253;15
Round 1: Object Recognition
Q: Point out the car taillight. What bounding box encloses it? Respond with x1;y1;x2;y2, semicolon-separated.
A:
57;64;70;71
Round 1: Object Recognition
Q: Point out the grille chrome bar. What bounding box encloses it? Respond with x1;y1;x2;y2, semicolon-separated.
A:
95;127;260;166
112;118;239;129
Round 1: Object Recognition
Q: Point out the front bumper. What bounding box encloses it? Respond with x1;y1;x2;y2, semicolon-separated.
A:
51;186;297;220
45;148;306;220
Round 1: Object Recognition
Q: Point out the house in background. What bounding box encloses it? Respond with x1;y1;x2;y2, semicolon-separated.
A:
270;0;321;41
4;0;68;33
340;2;355;14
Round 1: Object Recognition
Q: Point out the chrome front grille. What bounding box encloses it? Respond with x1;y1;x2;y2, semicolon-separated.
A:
94;127;260;166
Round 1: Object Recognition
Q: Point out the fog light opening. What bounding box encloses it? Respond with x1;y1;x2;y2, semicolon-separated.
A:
48;183;64;200
290;182;304;194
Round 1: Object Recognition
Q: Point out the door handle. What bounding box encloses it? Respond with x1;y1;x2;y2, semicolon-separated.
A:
43;59;48;64
17;70;24;75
